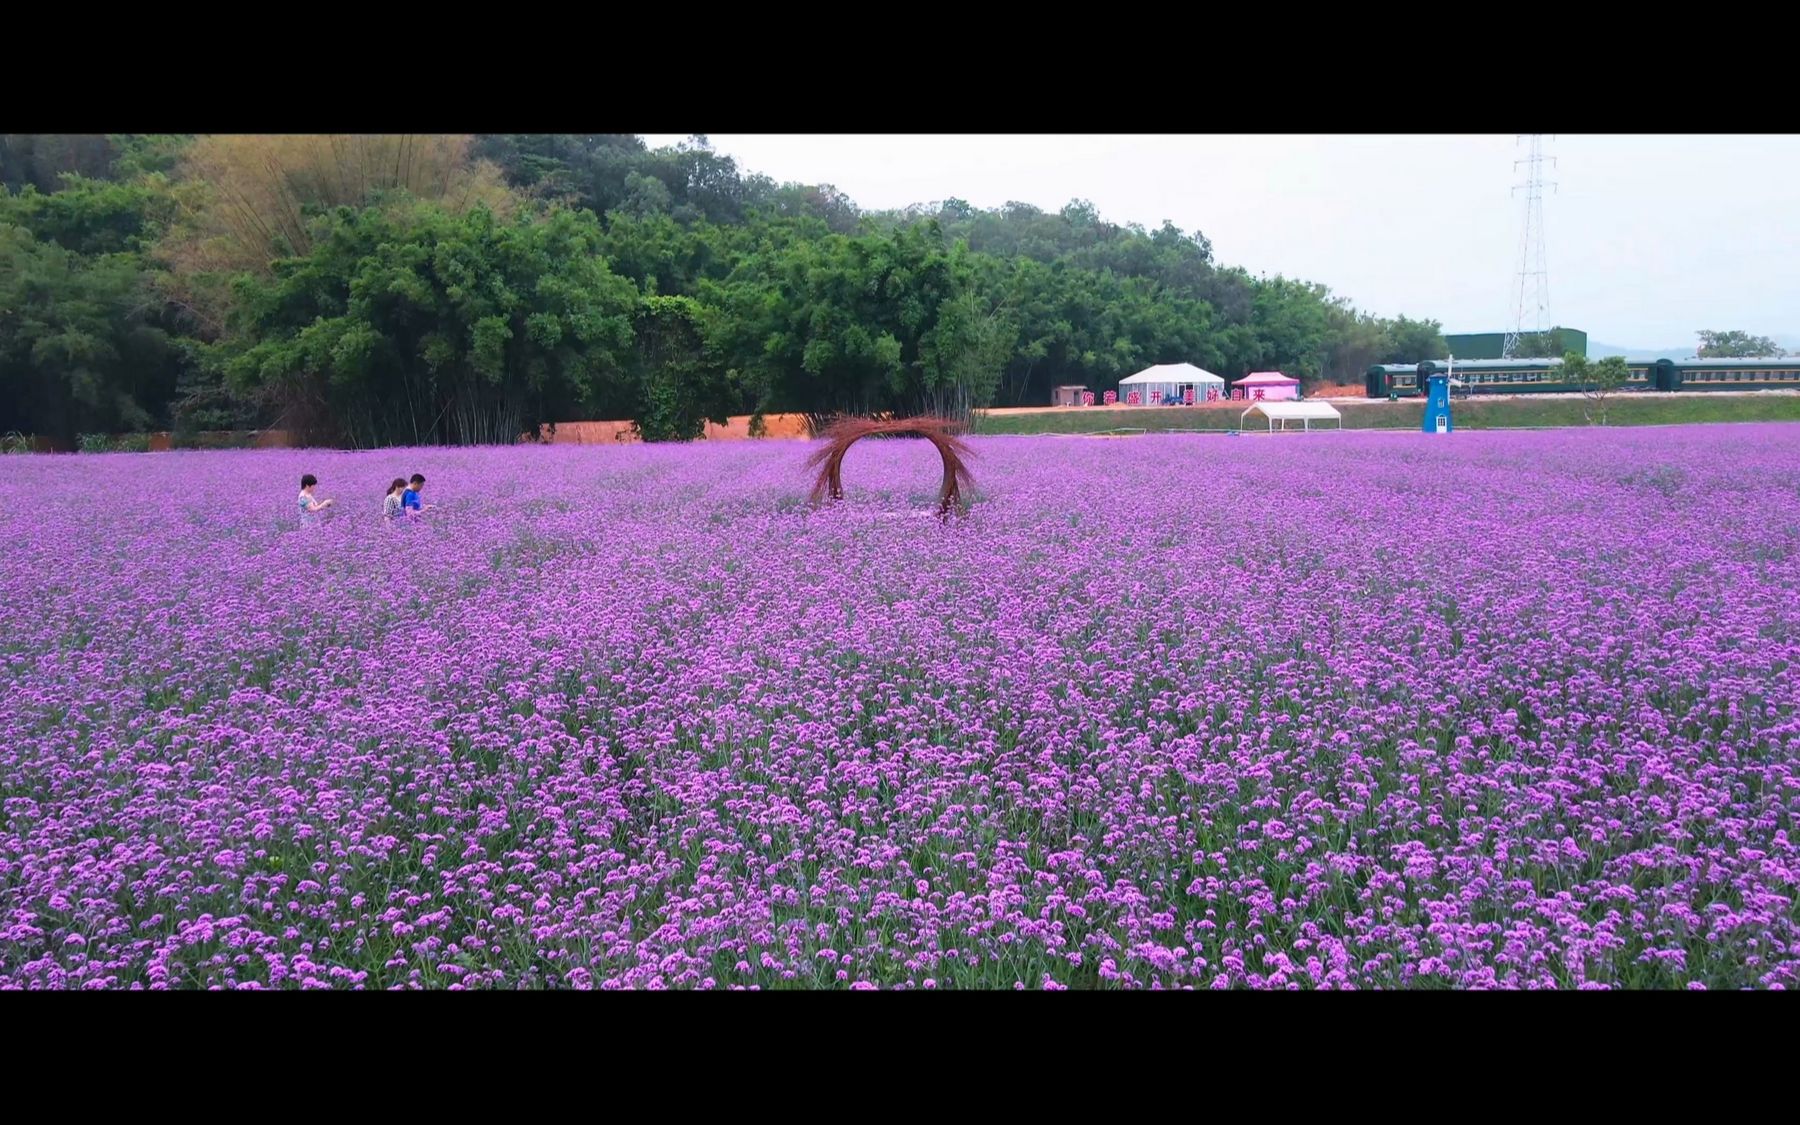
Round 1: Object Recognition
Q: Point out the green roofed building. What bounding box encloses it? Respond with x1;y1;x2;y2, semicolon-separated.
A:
1443;327;1587;360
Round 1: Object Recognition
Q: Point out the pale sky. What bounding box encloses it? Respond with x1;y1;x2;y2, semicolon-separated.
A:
641;134;1798;350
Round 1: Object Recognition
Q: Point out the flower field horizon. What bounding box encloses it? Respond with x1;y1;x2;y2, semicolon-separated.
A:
2;425;1797;989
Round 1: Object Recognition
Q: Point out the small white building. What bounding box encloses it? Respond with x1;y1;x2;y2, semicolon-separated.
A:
1118;363;1225;405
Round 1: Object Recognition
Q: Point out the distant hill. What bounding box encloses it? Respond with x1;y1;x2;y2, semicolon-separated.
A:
1588;335;1799;358
1589;342;1695;358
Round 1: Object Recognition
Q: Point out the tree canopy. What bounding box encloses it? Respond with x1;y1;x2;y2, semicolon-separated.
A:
1697;329;1783;358
3;132;1460;446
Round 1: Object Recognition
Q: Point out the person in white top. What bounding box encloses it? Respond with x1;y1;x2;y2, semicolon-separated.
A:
297;474;334;515
383;478;407;519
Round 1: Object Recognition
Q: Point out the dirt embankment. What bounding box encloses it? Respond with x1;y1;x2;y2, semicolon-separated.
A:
540;414;812;444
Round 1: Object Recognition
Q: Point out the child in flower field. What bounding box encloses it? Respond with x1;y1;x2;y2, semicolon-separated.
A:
383;478;407;519
401;473;433;515
297;474;334;515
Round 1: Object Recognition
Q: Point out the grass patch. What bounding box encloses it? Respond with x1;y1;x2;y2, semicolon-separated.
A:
973;394;1800;435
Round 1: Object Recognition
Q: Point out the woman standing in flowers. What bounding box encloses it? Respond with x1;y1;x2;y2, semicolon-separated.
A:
296;473;334;516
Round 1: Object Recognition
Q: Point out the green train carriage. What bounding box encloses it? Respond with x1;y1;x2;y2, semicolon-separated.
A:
1365;357;1800;398
1667;358;1800;390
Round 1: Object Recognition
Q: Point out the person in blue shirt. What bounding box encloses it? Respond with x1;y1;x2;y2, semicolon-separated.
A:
401;473;434;515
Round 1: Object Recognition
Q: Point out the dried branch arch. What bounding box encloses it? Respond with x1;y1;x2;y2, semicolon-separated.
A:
804;417;975;516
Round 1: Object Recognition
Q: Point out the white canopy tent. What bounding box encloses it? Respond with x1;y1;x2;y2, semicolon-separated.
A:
1240;401;1342;432
1118;363;1225;403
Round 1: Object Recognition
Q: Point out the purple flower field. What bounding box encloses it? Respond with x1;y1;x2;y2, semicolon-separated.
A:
2;426;1798;989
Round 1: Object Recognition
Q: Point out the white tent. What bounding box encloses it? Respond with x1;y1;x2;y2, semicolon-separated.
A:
1118;363;1225;403
1240;401;1342;433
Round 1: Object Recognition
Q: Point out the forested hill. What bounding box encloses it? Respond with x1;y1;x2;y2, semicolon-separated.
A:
2;133;1446;448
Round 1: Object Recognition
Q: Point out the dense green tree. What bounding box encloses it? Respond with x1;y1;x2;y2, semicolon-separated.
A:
0;174;177;256
917;246;1018;419
1697;329;1781;358
1246;277;1333;383
1563;350;1632;425
220;203;637;447
629;295;737;441
2;132;1487;443
1380;315;1447;364
1322;303;1389;385
0;225;182;444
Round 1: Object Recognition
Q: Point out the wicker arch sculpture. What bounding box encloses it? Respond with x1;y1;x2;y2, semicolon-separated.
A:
805;416;975;516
